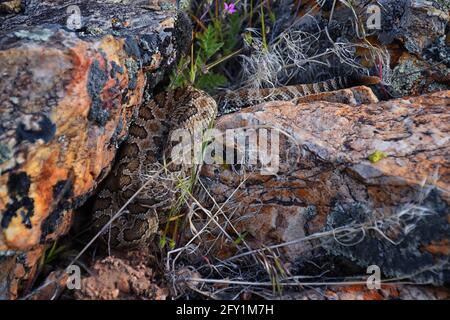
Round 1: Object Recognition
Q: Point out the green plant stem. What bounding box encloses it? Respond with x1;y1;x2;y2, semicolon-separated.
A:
190;12;208;32
249;0;254;27
190;32;196;83
260;5;268;52
205;48;242;71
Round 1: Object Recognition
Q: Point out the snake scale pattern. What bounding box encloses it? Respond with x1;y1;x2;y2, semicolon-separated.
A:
92;75;380;248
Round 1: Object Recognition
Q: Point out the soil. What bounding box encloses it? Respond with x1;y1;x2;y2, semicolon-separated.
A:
74;249;169;300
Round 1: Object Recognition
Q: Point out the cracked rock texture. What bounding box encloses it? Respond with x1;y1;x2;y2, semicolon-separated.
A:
0;0;190;298
200;90;449;284
293;0;449;97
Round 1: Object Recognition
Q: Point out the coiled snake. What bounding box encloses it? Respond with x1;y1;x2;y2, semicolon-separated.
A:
92;75;380;248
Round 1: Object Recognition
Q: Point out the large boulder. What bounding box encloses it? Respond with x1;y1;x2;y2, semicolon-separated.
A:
0;0;190;298
200;90;450;284
285;0;449;97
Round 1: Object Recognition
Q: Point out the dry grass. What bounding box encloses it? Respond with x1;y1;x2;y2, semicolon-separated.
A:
164;168;446;299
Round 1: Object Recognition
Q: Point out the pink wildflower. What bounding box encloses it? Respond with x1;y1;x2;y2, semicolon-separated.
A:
224;2;237;14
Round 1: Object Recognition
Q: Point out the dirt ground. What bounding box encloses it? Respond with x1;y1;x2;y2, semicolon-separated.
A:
73;249;168;300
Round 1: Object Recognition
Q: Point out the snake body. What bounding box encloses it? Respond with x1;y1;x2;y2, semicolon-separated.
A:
92;75;380;248
92;87;217;248
216;75;381;115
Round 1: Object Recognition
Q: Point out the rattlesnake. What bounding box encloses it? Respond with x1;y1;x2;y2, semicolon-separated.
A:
92;75;380;248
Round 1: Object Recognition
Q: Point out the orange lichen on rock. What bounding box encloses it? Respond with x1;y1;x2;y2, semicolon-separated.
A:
422;240;450;256
0;2;186;252
0;34;143;250
200;89;450;283
0;1;190;298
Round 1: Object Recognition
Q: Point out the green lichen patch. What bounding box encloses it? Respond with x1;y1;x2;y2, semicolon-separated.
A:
13;29;54;42
368;150;387;163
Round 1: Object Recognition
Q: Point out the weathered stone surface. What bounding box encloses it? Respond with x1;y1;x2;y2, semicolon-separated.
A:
0;254;17;299
375;0;448;53
0;0;190;298
391;52;450;97
281;285;450;300
200;90;450;284
294;0;449;97
0;0;188;251
372;0;450;96
0;246;44;299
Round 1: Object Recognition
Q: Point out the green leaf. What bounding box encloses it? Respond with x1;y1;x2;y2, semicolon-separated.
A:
169;56;190;88
233;231;248;245
169;239;176;250
169;70;187;89
197;25;224;60
243;32;253;46
191;53;206;83
159;236;167;248
269;11;276;23
223;13;242;54
41;241;65;266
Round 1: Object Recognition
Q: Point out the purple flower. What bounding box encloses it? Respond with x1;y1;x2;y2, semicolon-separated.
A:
224;2;237;14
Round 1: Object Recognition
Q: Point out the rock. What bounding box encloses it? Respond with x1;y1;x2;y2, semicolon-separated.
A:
0;0;190;298
391;52;450;96
292;0;449;97
280;285;450;300
0;254;17;299
376;0;448;53
0;246;44;299
371;0;450;96
199;90;450;284
25;269;68;300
